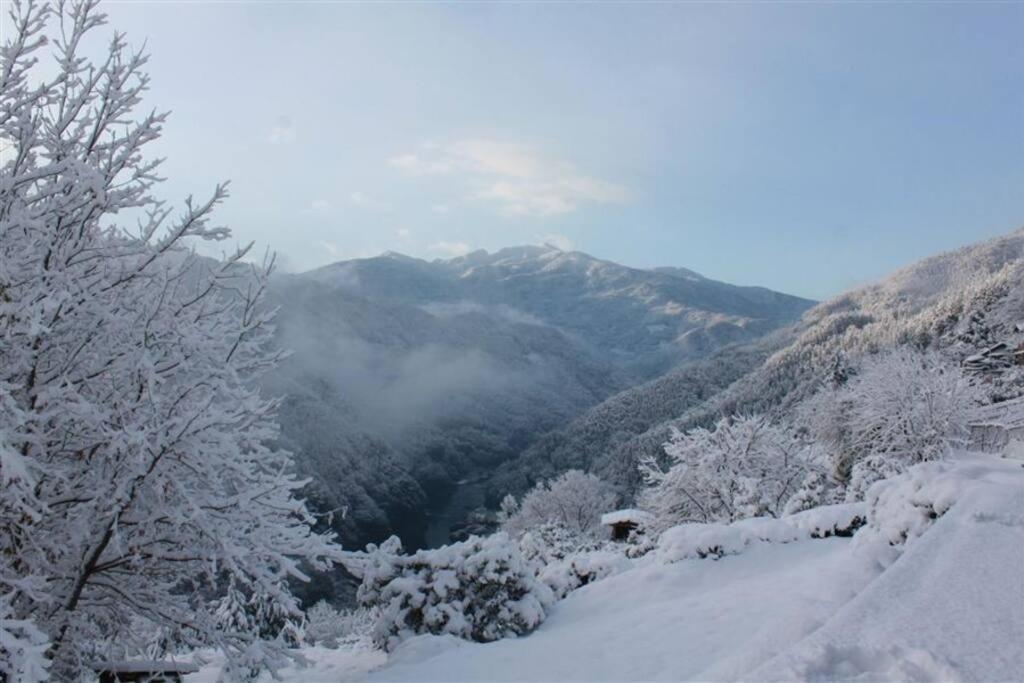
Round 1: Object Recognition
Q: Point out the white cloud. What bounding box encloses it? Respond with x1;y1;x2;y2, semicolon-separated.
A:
268;116;297;144
429;241;472;257
432;204;450;214
396;228;412;239
307;199;331;212
538;233;574;251
390;139;630;217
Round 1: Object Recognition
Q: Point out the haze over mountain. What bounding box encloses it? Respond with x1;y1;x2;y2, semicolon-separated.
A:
264;245;814;551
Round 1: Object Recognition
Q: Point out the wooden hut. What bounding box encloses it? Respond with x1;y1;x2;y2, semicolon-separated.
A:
601;509;653;541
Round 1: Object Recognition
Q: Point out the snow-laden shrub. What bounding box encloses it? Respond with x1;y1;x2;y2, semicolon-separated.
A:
639;415;817;529
499;470;617;540
517;523;601;566
656;516;809;563
785;502;867;539
783;471;838;515
513;524;632;599
730;516;807;544
536;550;630;599
846;454;906;503
352;534;554;651
623;529;658;559
304;601;378;649
656;524;748;562
857;461;965;547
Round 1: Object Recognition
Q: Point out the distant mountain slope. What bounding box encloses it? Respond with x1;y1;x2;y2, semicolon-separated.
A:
266;245;812;547
490;229;1024;500
308;246;814;376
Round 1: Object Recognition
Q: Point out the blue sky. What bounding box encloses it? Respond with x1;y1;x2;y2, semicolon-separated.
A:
95;1;1022;299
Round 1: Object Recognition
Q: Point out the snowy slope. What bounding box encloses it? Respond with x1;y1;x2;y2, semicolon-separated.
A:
180;456;1023;682
360;456;1023;682
753;457;1024;682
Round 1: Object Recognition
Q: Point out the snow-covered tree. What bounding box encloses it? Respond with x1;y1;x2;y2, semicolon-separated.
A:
0;2;339;677
639;415;815;529
498;470;617;540
0;593;50;682
802;348;976;496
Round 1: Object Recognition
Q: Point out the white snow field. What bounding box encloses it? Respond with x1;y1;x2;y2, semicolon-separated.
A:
186;456;1024;682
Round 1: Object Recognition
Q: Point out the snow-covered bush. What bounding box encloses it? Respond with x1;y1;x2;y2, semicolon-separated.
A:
846;454;907;503
499;470;618;540
656;516;807;563
782;471;839;515
656;524;747;562
803;349;976;496
517;523;601;566
512;523;633;600
0;4;339;676
350;534;554;651
304;602;378;649
639;415;816;529
857;461;964;547
785;502;867;539
536;550;630;600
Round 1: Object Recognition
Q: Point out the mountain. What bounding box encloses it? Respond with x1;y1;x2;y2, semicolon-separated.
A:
308;246;812;377
489;229;1024;502
265;245;814;550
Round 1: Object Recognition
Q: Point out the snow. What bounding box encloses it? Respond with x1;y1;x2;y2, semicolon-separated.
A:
185;456;1023;682
184;646;386;683
368;536;874;682
786;502;867;538
755;456;1024;681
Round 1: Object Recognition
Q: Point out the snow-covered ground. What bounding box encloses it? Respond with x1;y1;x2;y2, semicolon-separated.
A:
185;455;1024;682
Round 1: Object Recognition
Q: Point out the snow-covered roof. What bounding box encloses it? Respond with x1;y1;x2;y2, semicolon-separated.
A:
601;509;653;526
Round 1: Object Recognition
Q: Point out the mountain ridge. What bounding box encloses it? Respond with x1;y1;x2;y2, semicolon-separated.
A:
267;245;814;552
487;228;1024;502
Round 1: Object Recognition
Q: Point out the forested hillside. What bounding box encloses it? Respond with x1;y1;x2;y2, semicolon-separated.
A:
265;247;813;547
490;229;1024;499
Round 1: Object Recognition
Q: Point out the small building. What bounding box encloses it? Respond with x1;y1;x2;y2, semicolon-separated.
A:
968;396;1024;454
601;509;653;541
